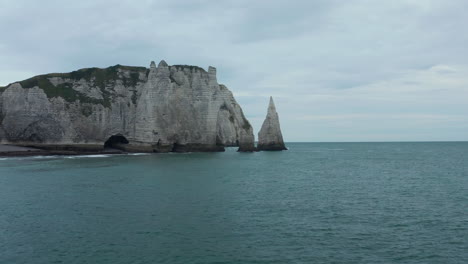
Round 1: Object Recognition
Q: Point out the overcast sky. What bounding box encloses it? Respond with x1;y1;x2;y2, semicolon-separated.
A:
1;0;467;141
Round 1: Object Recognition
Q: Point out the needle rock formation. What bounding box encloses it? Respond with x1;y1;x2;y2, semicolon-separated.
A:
0;60;256;152
257;97;287;151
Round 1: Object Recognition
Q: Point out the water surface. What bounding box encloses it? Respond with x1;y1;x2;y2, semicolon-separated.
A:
0;142;467;263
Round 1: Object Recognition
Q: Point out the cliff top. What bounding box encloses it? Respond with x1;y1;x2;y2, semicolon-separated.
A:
171;64;206;72
4;62;209;89
0;62;216;107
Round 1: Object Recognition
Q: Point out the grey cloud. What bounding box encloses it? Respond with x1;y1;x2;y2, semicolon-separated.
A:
1;0;467;141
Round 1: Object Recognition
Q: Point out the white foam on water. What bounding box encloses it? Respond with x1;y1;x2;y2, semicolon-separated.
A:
32;156;60;159
0;157;19;161
66;154;111;159
0;155;60;161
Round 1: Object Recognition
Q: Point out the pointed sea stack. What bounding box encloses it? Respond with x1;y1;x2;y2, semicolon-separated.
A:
257;97;287;151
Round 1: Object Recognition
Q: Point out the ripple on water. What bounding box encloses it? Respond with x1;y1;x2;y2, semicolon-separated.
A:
0;142;467;263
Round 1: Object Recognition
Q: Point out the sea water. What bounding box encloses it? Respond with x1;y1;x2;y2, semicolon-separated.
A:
0;142;467;263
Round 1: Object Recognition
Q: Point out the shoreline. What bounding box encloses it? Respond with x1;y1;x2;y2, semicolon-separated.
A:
0;144;128;157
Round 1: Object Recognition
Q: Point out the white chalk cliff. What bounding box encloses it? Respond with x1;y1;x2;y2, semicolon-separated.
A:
0;61;256;152
257;97;287;151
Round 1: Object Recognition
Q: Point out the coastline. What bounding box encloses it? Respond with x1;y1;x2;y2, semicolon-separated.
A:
0;144;127;157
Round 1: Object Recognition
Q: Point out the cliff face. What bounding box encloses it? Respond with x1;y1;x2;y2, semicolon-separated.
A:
257;97;287;151
0;61;255;152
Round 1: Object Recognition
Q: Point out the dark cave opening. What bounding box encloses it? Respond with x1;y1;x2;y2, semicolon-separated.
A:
104;134;129;149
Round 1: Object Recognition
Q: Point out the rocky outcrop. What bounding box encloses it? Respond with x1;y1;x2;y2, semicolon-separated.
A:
257;97;287;151
0;61;255;152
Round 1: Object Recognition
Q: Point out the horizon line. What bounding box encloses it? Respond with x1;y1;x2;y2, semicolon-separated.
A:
279;140;468;143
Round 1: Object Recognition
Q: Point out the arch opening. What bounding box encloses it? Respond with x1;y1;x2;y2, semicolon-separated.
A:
104;134;129;149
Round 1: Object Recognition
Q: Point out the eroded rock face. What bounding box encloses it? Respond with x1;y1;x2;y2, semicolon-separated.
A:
257;97;287;151
0;61;255;152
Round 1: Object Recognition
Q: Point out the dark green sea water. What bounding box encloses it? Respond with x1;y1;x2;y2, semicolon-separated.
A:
0;142;467;264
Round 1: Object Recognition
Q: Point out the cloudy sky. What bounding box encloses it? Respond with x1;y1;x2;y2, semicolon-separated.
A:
1;0;467;142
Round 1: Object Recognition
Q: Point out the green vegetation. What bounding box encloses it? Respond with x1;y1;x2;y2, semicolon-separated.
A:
17;65;147;108
171;65;206;72
220;103;229;111
220;103;250;129
128;72;140;87
19;75;110;107
131;91;138;105
242;115;252;130
66;65;144;89
80;104;93;117
219;84;227;90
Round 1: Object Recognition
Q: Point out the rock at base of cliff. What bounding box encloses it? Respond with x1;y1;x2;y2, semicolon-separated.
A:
256;143;287;151
0;60;256;153
237;131;256;152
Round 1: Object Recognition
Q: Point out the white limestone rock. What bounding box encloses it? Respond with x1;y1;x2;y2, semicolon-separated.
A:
257;97;287;151
0;61;255;152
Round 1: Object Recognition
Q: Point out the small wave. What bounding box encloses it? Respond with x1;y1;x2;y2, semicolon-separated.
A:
0;157;20;161
32;155;60;159
66;154;111;159
0;155;59;161
128;153;150;156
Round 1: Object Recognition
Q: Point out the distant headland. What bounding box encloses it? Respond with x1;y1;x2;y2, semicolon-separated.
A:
0;60;286;156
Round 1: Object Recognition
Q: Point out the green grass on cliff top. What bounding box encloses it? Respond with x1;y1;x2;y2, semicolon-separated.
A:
171;65;206;72
4;63;224;109
13;65;146;107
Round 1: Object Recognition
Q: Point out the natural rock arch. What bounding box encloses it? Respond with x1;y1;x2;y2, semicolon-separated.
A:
0;61;257;152
104;134;129;149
